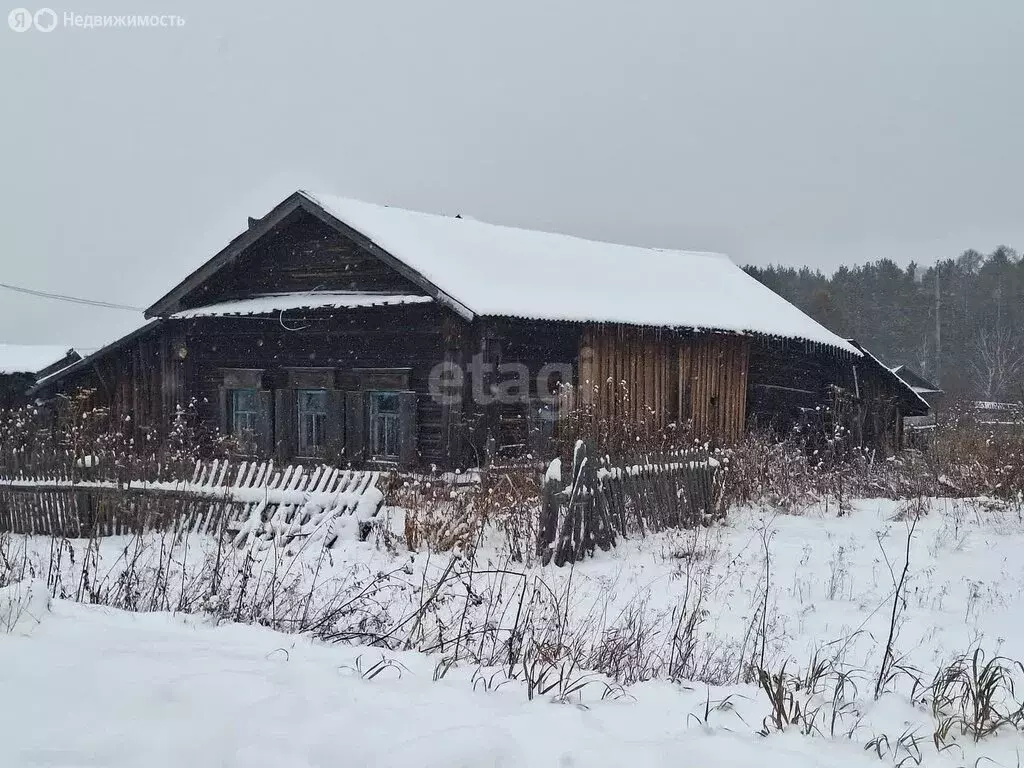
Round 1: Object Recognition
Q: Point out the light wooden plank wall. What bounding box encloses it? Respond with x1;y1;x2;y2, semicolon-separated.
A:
579;326;673;432
678;334;750;443
578;326;750;443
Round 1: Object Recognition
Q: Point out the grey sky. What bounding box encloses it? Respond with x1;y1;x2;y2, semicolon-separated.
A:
2;0;1022;349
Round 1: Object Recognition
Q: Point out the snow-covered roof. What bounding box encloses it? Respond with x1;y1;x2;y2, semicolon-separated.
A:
30;322;160;393
848;341;930;414
172;293;433;319
0;344;76;375
146;190;860;354
889;365;942;395
299;192;859;354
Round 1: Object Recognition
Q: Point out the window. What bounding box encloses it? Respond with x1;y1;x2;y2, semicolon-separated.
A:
369;391;401;460
535;399;558;442
231;388;260;452
297;389;328;457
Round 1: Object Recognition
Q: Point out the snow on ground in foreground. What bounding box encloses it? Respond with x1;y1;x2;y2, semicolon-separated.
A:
3;497;1024;766
0;599;892;768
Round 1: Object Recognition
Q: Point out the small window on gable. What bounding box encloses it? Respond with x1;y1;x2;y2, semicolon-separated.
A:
297;389;328;457
369;391;401;461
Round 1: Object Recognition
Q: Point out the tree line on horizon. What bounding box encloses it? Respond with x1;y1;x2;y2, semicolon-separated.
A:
744;246;1024;403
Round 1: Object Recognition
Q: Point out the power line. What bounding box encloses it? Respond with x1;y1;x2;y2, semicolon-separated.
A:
0;281;143;312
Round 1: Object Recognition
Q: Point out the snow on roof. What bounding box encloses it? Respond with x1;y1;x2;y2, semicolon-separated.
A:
0;344;75;375
301;192;860;355
171;293;433;319
30;321;161;393
889;365;942;394
848;340;930;413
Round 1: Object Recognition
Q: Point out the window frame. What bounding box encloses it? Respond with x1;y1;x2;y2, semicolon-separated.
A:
230;387;261;453
368;390;402;462
295;388;329;458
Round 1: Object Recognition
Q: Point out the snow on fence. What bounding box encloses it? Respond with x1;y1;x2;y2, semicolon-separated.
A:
971;400;1024;427
538;441;723;566
0;459;384;551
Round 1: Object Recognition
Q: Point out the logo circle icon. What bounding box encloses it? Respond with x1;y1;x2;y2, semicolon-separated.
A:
34;8;57;32
8;8;34;31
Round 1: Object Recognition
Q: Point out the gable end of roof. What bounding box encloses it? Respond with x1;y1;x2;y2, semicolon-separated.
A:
296;192;474;320
145;193;474;321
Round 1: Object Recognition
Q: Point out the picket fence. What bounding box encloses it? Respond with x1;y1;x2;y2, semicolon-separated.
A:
538;441;723;566
0;458;384;551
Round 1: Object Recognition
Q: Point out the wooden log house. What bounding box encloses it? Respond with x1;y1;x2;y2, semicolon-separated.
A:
32;191;928;467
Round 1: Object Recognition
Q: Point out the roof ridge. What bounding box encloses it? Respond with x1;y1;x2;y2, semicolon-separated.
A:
300;190;731;261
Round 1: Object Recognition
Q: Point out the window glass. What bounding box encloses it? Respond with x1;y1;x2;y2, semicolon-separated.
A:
231;388;260;453
369;391;401;459
374;392;400;414
297;389;328;457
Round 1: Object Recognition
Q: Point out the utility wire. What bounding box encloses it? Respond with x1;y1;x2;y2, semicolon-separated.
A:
0;281;144;312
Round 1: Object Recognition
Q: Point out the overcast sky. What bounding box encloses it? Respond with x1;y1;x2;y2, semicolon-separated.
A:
2;0;1022;349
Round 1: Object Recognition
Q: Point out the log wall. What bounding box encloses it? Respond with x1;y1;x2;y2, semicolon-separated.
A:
180;210;425;310
47;326;174;434
181;303;454;465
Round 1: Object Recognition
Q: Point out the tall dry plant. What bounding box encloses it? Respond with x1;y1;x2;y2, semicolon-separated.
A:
0;389;235;484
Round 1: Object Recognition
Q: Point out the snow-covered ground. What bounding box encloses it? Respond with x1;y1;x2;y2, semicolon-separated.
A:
2;497;1024;766
0;598;893;768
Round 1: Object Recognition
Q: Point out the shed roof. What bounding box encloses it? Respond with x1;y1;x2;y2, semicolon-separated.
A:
848;341;930;416
29;322;160;394
0;344;78;375
147;191;860;355
889;365;942;395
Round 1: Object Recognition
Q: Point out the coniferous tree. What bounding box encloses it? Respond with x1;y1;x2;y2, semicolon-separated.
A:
744;246;1024;401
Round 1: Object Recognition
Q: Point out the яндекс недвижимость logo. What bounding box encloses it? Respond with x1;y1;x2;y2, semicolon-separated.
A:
8;8;57;31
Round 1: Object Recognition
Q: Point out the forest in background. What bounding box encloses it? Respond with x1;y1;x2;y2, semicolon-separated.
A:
745;246;1024;402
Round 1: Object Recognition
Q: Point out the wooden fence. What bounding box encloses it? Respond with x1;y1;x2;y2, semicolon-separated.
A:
538;441;723;566
0;458;384;551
